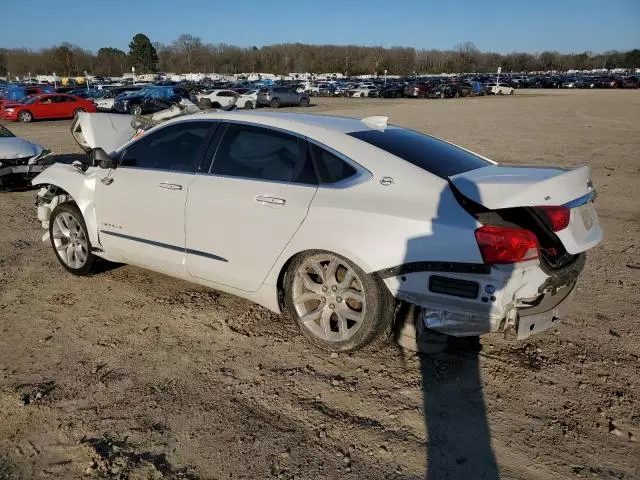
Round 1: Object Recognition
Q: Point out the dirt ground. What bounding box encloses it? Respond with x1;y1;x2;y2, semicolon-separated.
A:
0;90;639;480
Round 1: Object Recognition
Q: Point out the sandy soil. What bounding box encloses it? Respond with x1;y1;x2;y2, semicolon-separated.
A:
0;89;639;480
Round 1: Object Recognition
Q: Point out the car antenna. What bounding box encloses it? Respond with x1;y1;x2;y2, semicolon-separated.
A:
361;116;388;130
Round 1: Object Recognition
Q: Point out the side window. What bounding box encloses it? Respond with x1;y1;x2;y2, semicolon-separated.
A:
309;143;357;184
211;124;316;184
64;96;77;102
120;121;212;172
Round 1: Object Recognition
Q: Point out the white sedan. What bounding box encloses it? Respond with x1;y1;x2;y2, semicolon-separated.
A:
488;83;515;95
235;90;259;109
32;112;602;352
196;89;238;109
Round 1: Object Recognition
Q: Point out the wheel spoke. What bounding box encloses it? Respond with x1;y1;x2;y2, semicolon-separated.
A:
65;244;75;266
55;216;71;237
324;260;339;286
300;307;322;326
335;312;348;339
293;292;323;305
338;270;355;290
299;271;324;294
320;308;333;338
75;245;87;263
344;290;364;304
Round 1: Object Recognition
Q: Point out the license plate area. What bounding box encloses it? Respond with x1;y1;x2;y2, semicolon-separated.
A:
576;203;595;231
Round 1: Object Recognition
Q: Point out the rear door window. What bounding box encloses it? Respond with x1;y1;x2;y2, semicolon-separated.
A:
348;128;490;179
308;143;357;184
211;123;317;184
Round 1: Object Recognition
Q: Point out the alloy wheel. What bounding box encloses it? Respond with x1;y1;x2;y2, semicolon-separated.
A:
51;212;89;269
292;253;366;342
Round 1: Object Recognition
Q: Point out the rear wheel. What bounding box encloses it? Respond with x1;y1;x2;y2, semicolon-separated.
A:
49;202;96;276
299;97;310;107
284;251;394;352
497;90;504;95
18;110;33;123
130;104;143;115
211;102;221;109
510;89;515;95
270;98;281;108
244;100;254;109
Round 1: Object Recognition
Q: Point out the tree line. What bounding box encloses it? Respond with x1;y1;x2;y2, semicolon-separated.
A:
1;33;638;78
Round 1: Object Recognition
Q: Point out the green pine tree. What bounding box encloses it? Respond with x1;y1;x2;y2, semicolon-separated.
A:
128;33;158;73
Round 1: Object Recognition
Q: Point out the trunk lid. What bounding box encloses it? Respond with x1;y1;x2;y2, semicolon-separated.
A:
450;165;602;255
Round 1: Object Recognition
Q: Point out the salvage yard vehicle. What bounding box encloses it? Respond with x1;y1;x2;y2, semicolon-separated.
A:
1;93;97;122
32;112;602;352
487;83;515;95
112;86;193;115
93;86;144;111
257;87;310;108
196;89;238;109
0;125;51;187
235;90;259;109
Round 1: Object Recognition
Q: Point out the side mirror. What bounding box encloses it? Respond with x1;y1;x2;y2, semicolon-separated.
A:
89;148;117;169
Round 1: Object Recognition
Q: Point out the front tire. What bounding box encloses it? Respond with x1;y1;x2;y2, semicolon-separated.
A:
244;100;254;109
49;202;96;276
130;104;143;115
284;251;394;352
18;110;33;123
270;98;281;108
299;97;310;107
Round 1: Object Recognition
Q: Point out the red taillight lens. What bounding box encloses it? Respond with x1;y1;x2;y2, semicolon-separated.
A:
475;226;539;264
538;206;570;232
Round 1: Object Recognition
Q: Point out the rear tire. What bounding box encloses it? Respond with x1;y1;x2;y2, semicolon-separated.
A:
299;97;310;107
49;202;96;276
270;98;281;108
284;250;394;352
211;102;221;109
18;110;33;123
130;104;143;115
244;100;254;109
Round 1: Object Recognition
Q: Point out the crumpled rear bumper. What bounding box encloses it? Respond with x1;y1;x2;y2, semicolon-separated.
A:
388;255;585;351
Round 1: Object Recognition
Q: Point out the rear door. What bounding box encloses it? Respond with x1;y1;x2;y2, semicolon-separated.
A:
185;122;318;291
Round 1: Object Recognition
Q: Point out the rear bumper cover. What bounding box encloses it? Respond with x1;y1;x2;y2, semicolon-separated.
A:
386;255;585;350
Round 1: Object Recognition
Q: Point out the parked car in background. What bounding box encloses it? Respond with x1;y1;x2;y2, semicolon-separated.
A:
404;82;434;98
257;87;310;108
487;83;515;95
428;82;474;99
197;89;238;109
236;90;259;109
112;86;193;115
93;87;143;111
1;94;97;122
0;124;52;188
350;85;379;98
379;84;406;98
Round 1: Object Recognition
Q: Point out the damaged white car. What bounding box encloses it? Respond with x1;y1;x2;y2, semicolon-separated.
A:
0;125;52;188
32;112;602;352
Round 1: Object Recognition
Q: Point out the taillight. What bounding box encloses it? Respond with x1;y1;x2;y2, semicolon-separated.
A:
538;206;570;232
475;226;539;264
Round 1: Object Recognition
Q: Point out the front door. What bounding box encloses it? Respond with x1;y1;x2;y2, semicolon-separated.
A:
95;120;215;273
185;122;318;291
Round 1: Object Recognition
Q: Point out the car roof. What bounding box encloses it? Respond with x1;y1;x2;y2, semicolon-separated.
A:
180;111;389;134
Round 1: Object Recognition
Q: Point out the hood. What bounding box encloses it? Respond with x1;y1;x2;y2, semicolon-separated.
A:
71;112;135;153
449;165;594;210
0;137;45;159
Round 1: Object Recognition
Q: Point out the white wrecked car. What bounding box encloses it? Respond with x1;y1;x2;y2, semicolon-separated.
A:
0;125;51;188
32;112;603;352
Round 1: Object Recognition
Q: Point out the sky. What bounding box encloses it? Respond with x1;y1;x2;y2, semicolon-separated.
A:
1;0;638;54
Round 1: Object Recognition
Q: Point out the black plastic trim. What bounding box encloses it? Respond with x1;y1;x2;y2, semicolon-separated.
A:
374;261;490;279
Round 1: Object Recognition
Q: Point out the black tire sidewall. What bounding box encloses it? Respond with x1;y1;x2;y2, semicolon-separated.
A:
49;202;96;276
270;98;281;108
284;250;394;352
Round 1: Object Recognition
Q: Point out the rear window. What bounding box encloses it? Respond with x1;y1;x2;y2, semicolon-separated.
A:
348;128;490;179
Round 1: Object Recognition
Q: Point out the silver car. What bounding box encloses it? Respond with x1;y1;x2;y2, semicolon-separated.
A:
257;87;310;108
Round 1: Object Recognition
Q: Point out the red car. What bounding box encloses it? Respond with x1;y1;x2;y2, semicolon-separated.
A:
1;94;97;122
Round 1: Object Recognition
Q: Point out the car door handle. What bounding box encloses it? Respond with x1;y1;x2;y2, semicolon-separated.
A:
159;182;183;190
255;195;286;206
